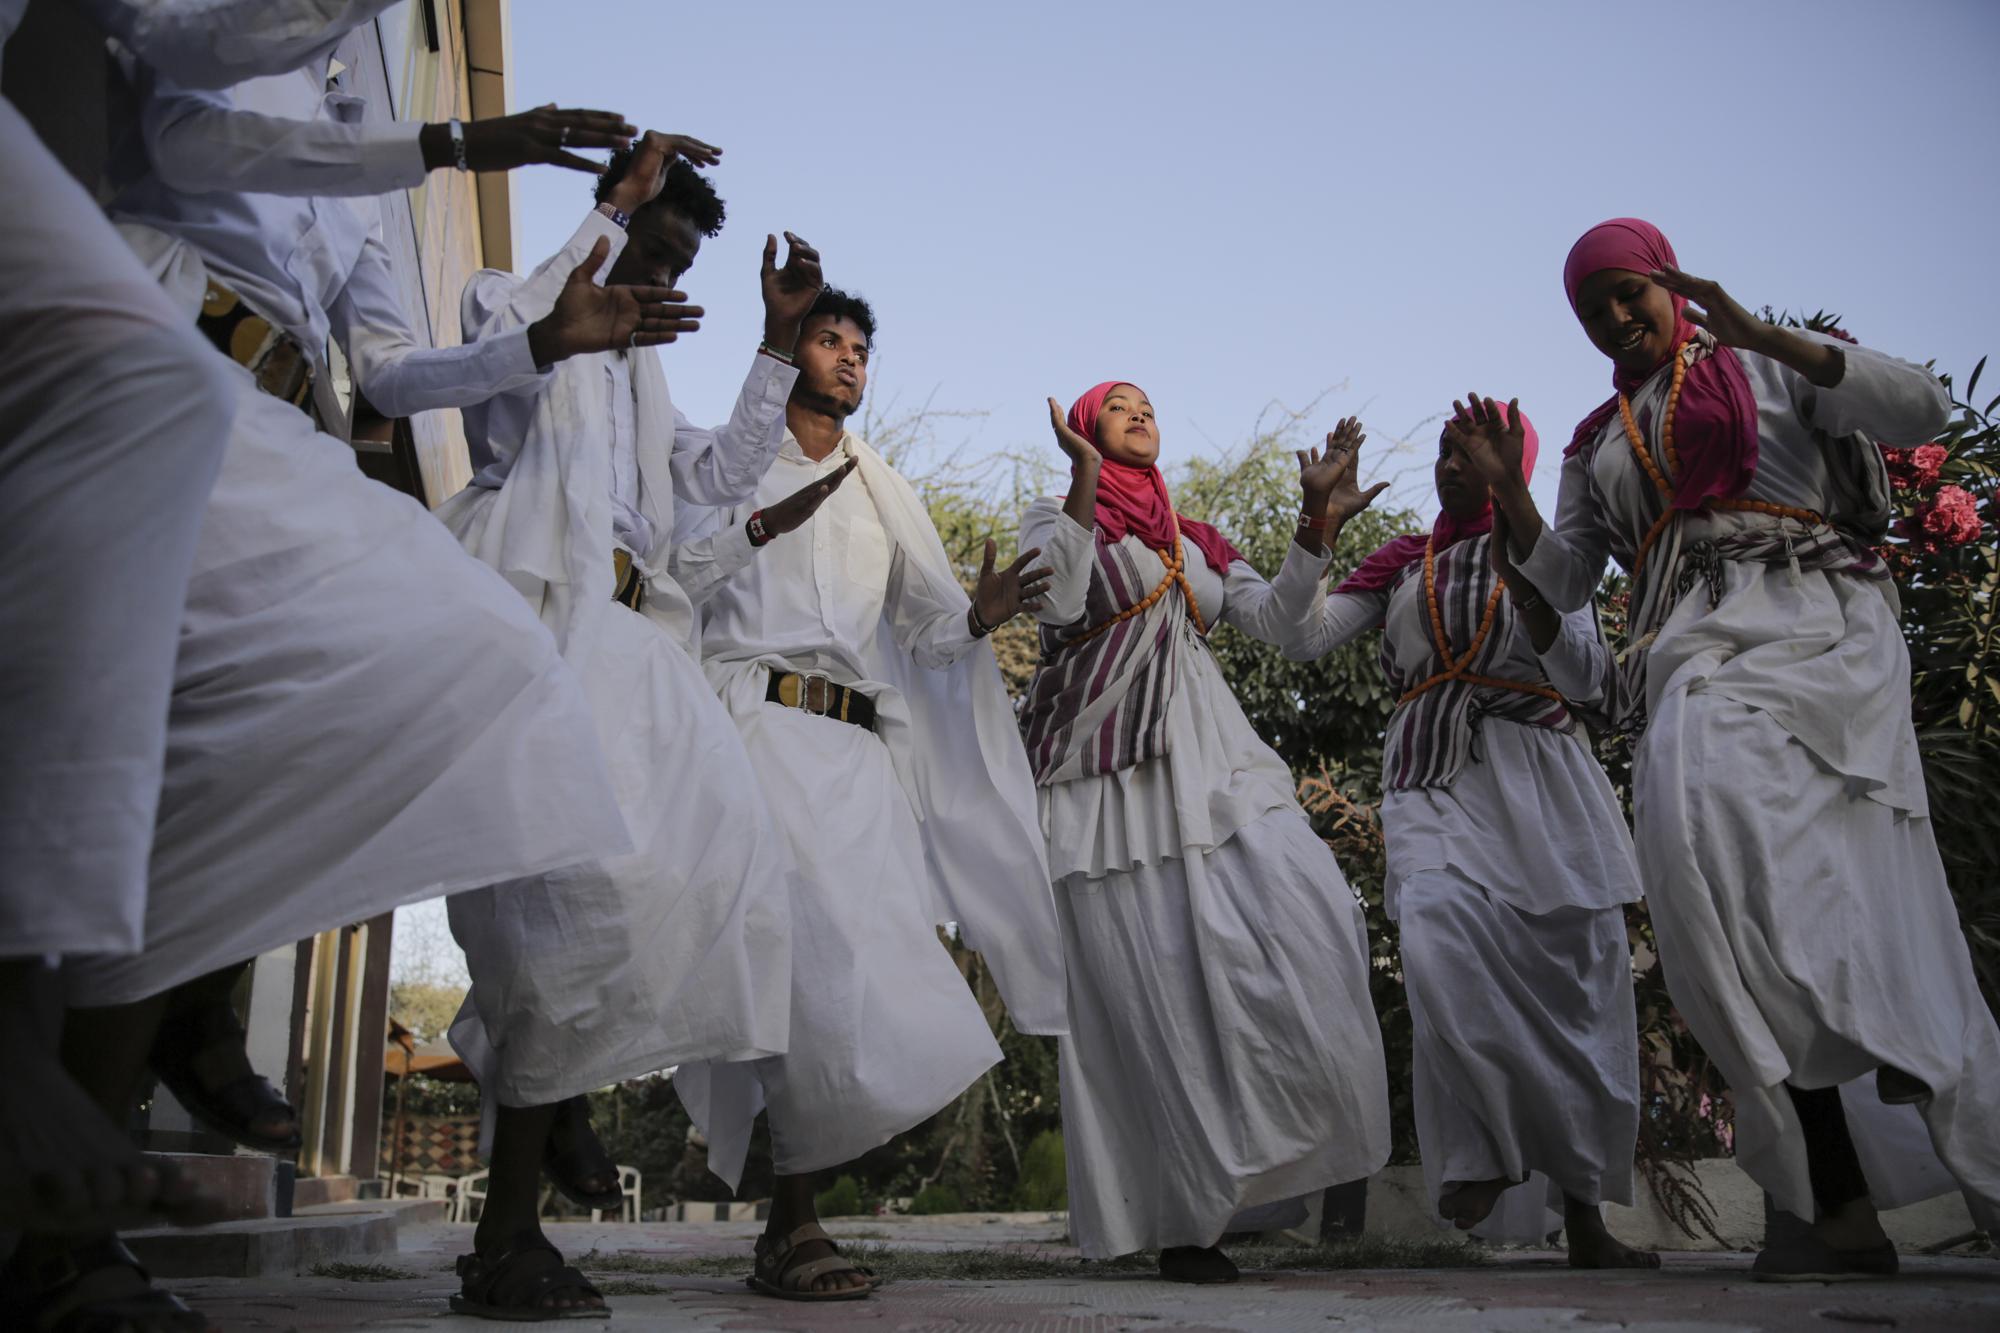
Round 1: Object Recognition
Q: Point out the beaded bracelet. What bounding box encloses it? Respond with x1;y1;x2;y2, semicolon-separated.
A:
1296;511;1328;531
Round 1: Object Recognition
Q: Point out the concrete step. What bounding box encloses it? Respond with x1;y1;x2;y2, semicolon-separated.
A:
291;1172;359;1209
124;1209;396;1278
298;1196;452;1228
149;1151;275;1222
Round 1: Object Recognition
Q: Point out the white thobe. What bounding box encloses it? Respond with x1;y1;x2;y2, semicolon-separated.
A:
1019;497;1391;1258
1519;333;2000;1229
110;56;544;434
1290;551;1643;1242
72;1;401;88
667;435;1009;1182
437;210;801;1106
2;0;402;958
0;93;231;958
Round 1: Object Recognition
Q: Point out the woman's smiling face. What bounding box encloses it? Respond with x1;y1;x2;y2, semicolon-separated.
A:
1572;266;1679;374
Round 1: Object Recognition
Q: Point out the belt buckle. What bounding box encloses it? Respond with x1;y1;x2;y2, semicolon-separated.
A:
797;671;832;716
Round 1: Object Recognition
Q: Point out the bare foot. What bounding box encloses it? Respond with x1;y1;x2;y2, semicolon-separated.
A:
1564;1195;1661;1269
1438;1177;1514;1231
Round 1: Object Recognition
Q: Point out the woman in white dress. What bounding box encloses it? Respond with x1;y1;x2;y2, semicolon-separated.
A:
1447;217;2000;1280
1284;402;1655;1267
1018;381;1390;1283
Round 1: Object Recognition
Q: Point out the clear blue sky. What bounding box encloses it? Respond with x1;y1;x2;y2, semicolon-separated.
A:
505;0;1999;516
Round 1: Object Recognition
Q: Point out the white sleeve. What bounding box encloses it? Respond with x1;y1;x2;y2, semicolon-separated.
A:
139;75;424;197
1219;540;1342;648
887;545;982;670
667;354;799;507
1020;497;1095;626
1782;331;1952;446
330;217;546;418
1516;447;1614;614
1532;604;1613;706
667;507;759;609
83;0;400;87
464;208;627;340
1284;585;1387;662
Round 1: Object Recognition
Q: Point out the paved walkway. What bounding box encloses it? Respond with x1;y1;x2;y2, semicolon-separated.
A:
165;1213;2000;1331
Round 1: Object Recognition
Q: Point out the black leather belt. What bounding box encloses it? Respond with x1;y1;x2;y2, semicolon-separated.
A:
197;280;313;410
766;671;876;731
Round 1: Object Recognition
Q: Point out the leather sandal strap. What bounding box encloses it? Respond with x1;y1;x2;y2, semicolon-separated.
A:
779;1254;861;1291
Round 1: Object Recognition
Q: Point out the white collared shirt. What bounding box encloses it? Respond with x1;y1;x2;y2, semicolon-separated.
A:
108;52;544;431
674;432;981;685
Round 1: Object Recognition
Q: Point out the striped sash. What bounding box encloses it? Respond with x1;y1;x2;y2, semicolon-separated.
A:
1018;539;1195;785
1380;534;1576;791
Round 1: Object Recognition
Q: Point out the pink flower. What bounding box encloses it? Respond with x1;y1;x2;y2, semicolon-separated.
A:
1821;326;1858;345
1918;485;1983;546
1882;443;1947;491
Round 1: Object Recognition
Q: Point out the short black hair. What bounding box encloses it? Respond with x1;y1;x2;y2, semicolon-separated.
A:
806;287;877;349
592;151;726;237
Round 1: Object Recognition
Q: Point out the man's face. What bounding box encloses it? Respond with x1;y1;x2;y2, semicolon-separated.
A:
608;206;704;289
794;313;870;417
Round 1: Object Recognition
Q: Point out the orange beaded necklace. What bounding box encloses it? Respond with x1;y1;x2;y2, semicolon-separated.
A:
1622;341;1822;577
1065;525;1210;647
1395;536;1562;707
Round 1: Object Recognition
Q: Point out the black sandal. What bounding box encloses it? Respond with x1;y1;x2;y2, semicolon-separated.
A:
149;999;300;1154
1876;1065;1932;1107
1159;1245;1240;1285
1752;1231;1899;1282
451;1232;609;1321
542;1097;623;1212
2;1236;212;1332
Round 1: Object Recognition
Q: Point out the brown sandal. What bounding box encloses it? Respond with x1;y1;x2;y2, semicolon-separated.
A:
747;1223;877;1302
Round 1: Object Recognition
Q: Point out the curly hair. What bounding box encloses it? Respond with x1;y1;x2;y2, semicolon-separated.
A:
806;286;877;349
592;150;726;237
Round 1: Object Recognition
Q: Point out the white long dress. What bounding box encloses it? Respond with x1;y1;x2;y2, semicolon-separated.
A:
1289;540;1644;1243
1020;498;1391;1259
1519;330;2000;1229
670;434;1064;1188
436;209;799;1108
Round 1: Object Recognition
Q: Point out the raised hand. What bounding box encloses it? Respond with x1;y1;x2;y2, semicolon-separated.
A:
972;539;1054;631
1648;266;1766;352
759;458;857;538
759;232;824;352
603;130;724;214
1443;392;1526;493
1047;397;1101;472
453;104;635;174
1297;416;1387;525
528;236;703;364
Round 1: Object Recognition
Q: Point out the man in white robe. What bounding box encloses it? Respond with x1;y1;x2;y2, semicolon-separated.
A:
65;48;685;1161
669;288;1067;1301
436;139;824;1316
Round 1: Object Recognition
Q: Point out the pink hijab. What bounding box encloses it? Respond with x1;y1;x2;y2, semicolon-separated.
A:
1562;218;1759;510
1335;401;1539;594
1068;381;1243;575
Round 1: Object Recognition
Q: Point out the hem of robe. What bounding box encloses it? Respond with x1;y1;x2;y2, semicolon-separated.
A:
1071;1143;1368;1261
1640;691;2000;1230
483;1038;787;1111
68;836;609;1009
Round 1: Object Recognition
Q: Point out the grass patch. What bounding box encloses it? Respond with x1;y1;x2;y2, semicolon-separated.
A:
308;1261;420;1282
572;1236;1484;1283
591;1278;671;1297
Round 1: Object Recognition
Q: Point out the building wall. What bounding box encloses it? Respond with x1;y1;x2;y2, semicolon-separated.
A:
339;0;514;504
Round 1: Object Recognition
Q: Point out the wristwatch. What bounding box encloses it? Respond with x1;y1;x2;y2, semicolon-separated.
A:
448;118;469;171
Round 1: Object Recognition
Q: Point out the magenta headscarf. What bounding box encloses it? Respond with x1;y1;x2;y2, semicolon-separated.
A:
1334;401;1539;595
1068;381;1243;575
1562;218;1759;510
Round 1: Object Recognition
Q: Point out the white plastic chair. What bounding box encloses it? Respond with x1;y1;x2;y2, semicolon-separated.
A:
453;1168;489;1224
589;1166;642;1224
